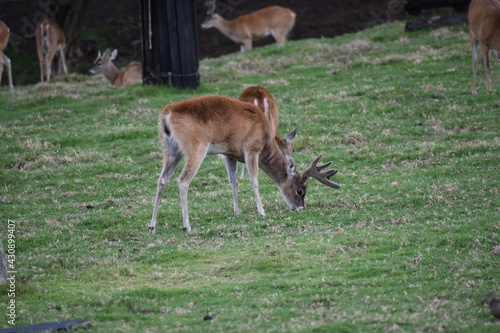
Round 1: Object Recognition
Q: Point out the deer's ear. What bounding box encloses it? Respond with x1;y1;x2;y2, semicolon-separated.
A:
110;49;118;60
285;129;297;143
286;158;296;176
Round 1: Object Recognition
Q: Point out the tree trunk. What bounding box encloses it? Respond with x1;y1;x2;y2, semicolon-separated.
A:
55;0;91;48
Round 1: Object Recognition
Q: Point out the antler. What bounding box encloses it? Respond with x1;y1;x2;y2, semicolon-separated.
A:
204;0;217;15
301;154;341;188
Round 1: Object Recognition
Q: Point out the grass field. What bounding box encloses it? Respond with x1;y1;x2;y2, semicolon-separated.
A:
0;21;499;332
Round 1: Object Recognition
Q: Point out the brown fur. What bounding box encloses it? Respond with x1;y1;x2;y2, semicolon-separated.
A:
237;87;296;178
0;20;13;90
238;86;279;131
114;62;142;87
89;49;142;88
163;96;272;163
150;95;306;233
468;0;500;93
201;6;296;52
35;18;68;83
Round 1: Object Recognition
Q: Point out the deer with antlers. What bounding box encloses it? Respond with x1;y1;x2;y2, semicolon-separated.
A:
0;21;13;90
201;1;296;53
89;49;142;88
238;86;296;178
468;0;500;93
35;18;68;83
149;95;340;233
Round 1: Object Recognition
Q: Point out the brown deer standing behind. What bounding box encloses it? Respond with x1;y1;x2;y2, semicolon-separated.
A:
89;49;142;88
201;3;296;53
35;18;68;83
468;0;500;93
0;21;13;90
149;95;340;233
238;87;296;178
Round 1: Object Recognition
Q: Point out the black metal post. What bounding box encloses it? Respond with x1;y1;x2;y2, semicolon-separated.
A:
141;0;199;89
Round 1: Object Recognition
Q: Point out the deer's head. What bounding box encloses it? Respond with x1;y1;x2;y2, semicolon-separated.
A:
89;49;117;76
279;154;341;211
201;14;220;30
201;0;220;29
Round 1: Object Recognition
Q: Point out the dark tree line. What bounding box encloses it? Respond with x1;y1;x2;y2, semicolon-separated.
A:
54;0;90;51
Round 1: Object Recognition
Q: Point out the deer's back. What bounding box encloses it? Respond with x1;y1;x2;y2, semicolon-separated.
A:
468;0;500;36
114;61;142;87
236;6;295;31
161;95;273;159
238;86;279;132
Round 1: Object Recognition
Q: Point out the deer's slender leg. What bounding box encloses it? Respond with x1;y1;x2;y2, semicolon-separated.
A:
2;54;13;90
45;48;56;82
149;150;182;234
471;38;479;94
177;145;209;231
239;162;245;179
39;59;45;82
58;46;68;74
241;39;252;52
224;156;242;215
480;42;491;91
245;151;265;216
271;28;287;45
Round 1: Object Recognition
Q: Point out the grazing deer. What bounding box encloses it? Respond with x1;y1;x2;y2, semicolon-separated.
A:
0;21;13;90
149;95;340;233
468;0;500;93
201;2;296;53
238;86;296;178
89;49;142;87
35;18;68;83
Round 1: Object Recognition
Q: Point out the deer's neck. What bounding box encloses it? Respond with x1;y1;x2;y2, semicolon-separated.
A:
105;63;121;85
259;142;288;185
216;18;241;41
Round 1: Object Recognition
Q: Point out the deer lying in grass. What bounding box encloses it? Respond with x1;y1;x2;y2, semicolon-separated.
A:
0;21;13;90
149;95;340;233
238;87;296;178
89;49;142;87
468;0;500;93
35;18;68;83
201;2;296;53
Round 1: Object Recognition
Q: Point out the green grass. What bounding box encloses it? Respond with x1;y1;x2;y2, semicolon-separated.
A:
1;22;499;332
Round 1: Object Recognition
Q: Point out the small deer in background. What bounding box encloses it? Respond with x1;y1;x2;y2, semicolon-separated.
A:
468;0;500;93
89;49;142;87
0;21;13;90
35;18;68;83
202;1;296;53
238;87;296;178
149;95;340;233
